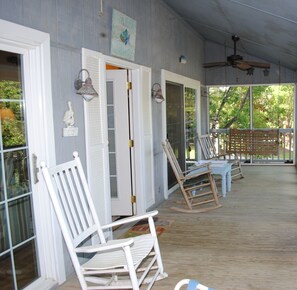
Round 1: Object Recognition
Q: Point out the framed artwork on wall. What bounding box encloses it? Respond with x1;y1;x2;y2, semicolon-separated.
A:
110;9;136;61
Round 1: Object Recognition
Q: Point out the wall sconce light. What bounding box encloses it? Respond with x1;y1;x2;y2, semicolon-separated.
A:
179;55;187;64
151;83;165;103
263;68;270;76
74;69;98;101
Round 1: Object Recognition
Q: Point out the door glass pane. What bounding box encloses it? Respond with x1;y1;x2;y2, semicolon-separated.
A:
0;154;3;201
5;150;30;199
14;240;38;289
0;252;14;290
0;204;9;252
0;50;39;289
8;196;33;246
107;81;118;198
185;87;197;164
166;82;184;188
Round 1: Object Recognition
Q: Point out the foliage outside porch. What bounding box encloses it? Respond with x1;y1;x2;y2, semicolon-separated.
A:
208;84;295;164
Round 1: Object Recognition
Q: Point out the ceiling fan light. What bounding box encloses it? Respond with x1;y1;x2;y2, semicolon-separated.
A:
246;67;254;76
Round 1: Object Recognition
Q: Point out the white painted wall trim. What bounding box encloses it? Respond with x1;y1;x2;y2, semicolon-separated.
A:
161;69;201;200
133;66;155;210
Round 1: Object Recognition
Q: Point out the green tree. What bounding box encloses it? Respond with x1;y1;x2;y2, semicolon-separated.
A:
0;80;26;148
209;86;250;129
209;84;294;130
252;85;294;129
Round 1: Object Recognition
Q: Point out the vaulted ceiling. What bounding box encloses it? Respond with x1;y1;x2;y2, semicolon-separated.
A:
163;0;297;71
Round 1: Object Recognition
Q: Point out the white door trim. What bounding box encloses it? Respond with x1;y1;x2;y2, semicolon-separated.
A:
82;49;154;221
0;19;63;288
161;70;201;200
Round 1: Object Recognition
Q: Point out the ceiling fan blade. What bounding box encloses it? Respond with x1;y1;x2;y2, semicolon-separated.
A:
244;61;270;69
203;34;271;72
203;61;228;68
234;61;252;70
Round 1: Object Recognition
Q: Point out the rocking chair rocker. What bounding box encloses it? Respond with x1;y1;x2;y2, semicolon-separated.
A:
162;139;222;213
41;152;167;290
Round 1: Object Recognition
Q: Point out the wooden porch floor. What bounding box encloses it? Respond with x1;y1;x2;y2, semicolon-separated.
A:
57;165;297;290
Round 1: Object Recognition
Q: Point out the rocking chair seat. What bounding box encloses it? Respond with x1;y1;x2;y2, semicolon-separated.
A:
81;234;155;270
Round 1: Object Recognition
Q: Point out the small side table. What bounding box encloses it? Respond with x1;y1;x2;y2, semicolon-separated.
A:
196;160;232;197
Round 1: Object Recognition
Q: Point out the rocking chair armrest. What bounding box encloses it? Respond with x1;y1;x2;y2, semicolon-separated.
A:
183;162;212;175
182;170;210;181
183;162;212;174
182;163;212;181
101;210;158;230
74;238;134;254
215;153;227;159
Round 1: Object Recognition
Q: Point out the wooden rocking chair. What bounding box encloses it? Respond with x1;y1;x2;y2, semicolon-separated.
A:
198;133;244;180
41;152;168;290
162;139;222;213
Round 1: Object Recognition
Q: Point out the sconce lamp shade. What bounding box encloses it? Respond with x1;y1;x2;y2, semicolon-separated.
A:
151;83;165;103
74;69;98;101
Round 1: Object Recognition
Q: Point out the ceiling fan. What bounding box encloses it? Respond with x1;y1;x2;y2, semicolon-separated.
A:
203;35;270;75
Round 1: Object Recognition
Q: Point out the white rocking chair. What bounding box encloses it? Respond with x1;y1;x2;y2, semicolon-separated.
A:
41;152;168;290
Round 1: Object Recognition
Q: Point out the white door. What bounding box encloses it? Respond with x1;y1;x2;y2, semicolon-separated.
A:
0;21;61;290
106;70;133;216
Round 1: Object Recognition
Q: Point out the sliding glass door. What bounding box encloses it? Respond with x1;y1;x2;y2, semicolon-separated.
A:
166;81;184;188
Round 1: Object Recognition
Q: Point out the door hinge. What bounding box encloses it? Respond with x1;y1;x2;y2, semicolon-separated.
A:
128;139;134;148
127;81;132;90
131;195;136;204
